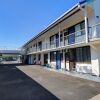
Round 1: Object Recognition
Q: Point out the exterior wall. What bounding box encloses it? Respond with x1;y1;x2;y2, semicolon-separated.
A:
61;51;65;69
36;54;38;64
88;0;100;38
91;45;100;76
66;62;70;71
94;0;100;23
76;63;92;74
41;53;44;65
50;61;56;69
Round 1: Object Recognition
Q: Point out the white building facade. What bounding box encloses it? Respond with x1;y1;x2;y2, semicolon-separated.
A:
22;0;100;76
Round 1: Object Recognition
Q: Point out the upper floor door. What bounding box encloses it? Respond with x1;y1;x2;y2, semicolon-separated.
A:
56;33;59;47
68;26;75;45
38;41;42;50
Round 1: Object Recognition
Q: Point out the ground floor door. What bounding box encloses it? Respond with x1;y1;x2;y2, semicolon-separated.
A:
65;52;69;70
37;54;41;65
44;53;48;66
26;55;29;64
56;51;61;69
68;49;76;71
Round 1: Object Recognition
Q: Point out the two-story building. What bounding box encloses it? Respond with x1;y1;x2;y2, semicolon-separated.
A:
22;0;100;76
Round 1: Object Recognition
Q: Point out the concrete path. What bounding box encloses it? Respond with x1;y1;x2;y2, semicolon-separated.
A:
17;65;100;100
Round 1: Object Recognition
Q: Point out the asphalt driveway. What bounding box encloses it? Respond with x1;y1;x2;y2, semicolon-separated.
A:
17;65;100;100
0;64;100;100
0;64;59;100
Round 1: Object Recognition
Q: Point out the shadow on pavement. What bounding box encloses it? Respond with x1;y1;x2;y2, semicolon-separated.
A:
0;64;59;100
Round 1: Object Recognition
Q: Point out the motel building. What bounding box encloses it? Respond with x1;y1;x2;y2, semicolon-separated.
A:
22;0;100;77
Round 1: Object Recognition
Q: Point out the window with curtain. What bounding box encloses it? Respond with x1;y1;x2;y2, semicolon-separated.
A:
50;52;56;62
76;46;91;62
75;21;85;36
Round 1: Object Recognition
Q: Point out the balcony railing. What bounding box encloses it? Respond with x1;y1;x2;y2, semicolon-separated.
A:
89;23;100;40
27;29;86;54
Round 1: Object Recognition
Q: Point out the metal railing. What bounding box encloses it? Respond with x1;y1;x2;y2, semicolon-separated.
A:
27;29;86;54
64;29;86;45
89;23;100;40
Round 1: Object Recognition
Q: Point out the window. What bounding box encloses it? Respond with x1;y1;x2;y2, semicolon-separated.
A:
50;52;56;62
75;21;85;36
64;29;68;45
38;41;42;50
76;46;91;62
75;24;81;36
68;26;75;44
50;35;55;45
80;21;85;35
60;34;63;42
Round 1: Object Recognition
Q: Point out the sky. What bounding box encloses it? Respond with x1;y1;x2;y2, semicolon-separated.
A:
0;0;80;49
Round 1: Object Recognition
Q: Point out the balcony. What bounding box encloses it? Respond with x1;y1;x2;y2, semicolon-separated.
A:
27;47;37;54
37;46;42;52
27;29;86;54
89;23;100;41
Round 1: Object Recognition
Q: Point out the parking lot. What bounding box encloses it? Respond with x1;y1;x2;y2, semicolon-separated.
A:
17;65;100;100
0;64;100;100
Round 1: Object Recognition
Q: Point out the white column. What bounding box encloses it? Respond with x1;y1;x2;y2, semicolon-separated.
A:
36;40;38;51
84;11;88;43
63;33;64;46
59;25;61;47
45;38;47;50
36;54;38;64
48;52;50;64
41;53;44;65
78;5;88;43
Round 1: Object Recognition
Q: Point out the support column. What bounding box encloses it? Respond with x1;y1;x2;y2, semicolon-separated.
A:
78;5;88;43
48;52;50;64
45;38;47;50
59;25;61;47
63;33;64;46
36;54;38;64
41;53;44;65
84;11;88;43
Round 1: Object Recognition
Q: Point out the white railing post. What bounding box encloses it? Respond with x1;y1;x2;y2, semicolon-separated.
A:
78;4;88;43
63;33;64;46
84;11;88;43
45;38;47;50
59;25;61;47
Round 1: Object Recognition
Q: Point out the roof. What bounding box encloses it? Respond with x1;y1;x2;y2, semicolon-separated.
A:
22;0;86;48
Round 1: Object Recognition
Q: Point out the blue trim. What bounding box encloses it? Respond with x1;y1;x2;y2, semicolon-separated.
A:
79;0;86;5
56;51;61;69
